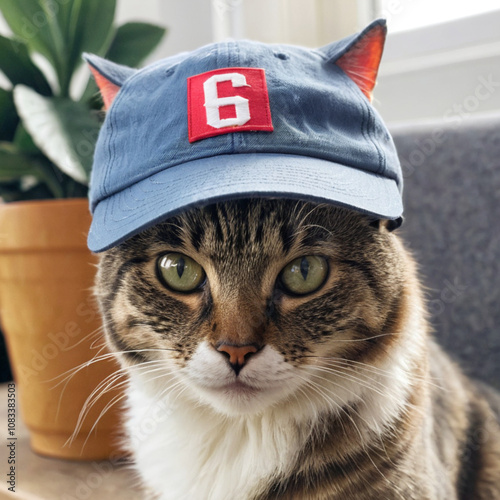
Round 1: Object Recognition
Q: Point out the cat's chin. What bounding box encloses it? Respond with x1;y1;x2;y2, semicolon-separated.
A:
192;380;288;416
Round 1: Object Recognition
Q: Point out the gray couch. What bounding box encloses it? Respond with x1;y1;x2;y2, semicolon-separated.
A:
391;113;500;390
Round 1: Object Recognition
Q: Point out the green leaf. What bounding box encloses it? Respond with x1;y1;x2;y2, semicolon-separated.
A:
105;22;166;68
0;0;116;97
57;0;116;96
0;143;40;180
0;142;64;197
12;123;39;155
0;88;19;142
0;0;64;77
13;85;100;184
0;34;52;96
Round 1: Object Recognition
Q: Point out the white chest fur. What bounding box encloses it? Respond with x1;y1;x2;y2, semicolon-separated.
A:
126;375;307;500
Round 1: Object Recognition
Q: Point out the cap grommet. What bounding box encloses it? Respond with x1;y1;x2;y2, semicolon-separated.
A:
273;52;289;60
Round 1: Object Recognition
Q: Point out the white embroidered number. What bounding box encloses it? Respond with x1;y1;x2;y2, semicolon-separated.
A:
203;73;250;129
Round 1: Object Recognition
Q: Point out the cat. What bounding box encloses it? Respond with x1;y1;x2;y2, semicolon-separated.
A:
84;18;500;500
94;199;500;499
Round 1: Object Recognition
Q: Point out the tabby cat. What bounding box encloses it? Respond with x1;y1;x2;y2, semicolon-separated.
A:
85;18;500;500
95;200;500;499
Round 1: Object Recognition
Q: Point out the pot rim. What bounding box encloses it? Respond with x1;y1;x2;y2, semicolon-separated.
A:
0;197;93;252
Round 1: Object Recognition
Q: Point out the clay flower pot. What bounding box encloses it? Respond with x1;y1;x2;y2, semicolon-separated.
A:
0;198;123;460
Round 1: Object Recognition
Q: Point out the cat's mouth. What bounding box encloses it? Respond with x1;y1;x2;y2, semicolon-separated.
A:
218;380;259;396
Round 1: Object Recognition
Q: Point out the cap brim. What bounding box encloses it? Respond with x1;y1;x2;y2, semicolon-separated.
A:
88;153;403;252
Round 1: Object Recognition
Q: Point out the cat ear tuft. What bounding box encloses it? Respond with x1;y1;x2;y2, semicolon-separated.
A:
322;19;387;102
88;67;121;109
83;53;137;110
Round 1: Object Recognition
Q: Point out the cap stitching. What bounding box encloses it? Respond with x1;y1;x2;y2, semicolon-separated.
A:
341;69;385;177
365;101;385;175
230;41;237;153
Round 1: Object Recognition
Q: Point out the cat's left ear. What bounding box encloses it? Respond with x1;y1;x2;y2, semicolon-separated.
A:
320;19;387;102
83;54;137;109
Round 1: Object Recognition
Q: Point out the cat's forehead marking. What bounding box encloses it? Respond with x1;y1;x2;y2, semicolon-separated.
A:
180;200;298;258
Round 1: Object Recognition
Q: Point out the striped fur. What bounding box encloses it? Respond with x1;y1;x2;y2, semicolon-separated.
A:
95;199;500;499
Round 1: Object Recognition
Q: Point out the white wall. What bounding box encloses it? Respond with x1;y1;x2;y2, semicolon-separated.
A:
116;0;362;59
116;0;212;59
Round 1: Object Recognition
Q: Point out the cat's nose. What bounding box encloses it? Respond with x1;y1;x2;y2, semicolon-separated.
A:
216;343;260;375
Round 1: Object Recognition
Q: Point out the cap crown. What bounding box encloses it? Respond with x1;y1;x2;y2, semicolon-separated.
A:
87;20;401;214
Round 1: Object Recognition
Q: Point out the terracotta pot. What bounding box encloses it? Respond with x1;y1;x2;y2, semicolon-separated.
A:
0;198;124;460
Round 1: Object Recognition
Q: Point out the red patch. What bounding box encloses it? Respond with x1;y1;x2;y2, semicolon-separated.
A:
188;68;273;143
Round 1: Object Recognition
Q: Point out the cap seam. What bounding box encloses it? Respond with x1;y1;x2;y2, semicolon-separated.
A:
365;101;385;175
341;68;386;178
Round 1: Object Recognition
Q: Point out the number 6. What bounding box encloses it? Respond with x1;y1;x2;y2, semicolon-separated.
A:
203;73;251;129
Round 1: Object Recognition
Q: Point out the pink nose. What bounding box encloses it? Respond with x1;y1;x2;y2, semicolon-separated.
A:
216;344;259;374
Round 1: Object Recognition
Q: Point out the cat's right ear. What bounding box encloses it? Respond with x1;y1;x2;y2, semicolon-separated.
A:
83;54;137;110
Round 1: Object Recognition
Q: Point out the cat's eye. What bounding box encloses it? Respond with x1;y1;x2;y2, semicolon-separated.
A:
156;253;206;293
279;256;328;296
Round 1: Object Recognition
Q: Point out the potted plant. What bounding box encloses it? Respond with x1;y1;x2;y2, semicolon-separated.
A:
0;0;166;460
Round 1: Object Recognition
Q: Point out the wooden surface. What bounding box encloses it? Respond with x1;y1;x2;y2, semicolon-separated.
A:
0;384;144;499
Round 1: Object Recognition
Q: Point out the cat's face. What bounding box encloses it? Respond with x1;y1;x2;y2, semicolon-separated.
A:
96;199;407;416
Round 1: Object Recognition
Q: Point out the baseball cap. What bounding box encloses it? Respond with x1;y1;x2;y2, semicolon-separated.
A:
85;18;403;252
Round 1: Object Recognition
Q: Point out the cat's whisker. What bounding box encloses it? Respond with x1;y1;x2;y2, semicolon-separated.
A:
293;373;390;489
304;356;446;391
51;352;131;415
313;332;398;343
156;379;188;406
296;373;395;487
312;358;428;394
50;347;177;387
290;222;334;241
65;326;107;351
294;372;366;439
77;391;129;451
81;361;176;413
303;370;401;447
52;357;123;419
47;352;122;387
290;383;318;420
69;372;128;442
70;362;181;446
305;365;389;399
306;366;427;425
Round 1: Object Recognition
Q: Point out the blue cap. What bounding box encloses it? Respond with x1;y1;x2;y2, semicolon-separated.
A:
85;19;402;252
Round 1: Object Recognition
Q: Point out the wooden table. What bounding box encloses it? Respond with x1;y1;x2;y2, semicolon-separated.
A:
0;384;144;499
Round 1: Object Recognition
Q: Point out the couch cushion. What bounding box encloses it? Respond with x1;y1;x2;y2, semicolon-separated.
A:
391;113;500;389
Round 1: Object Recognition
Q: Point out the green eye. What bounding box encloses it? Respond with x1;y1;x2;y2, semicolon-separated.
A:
156;253;206;292
279;256;328;296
